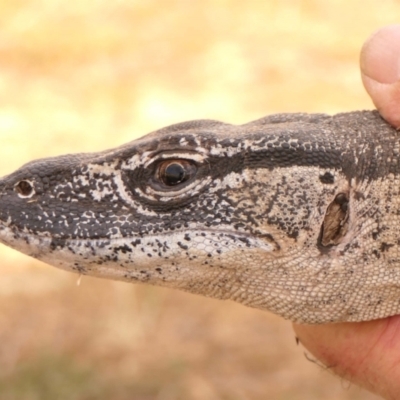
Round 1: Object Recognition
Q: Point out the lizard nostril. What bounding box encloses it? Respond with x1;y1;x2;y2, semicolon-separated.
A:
15;180;34;198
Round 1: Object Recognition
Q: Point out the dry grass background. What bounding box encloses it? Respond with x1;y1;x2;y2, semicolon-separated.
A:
0;0;399;399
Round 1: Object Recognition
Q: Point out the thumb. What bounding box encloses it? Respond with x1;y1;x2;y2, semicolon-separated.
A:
360;24;400;128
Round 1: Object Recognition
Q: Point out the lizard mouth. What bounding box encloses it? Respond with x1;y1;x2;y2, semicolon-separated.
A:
0;222;280;265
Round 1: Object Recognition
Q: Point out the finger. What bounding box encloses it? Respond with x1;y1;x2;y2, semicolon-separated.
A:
293;317;400;399
360;25;400;128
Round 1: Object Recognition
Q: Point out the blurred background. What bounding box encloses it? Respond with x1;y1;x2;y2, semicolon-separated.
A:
0;0;397;399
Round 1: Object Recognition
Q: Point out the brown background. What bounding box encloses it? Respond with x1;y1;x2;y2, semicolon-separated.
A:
0;1;398;399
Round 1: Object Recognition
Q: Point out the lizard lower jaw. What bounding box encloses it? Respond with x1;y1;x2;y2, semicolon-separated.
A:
0;224;280;273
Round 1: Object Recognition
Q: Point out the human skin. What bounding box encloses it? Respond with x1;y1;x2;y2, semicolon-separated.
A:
293;25;400;400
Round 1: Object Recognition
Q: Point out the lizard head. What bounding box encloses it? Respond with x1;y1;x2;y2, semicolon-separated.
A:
0;112;392;323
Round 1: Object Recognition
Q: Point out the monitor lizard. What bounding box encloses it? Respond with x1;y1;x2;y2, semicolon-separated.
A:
0;110;399;324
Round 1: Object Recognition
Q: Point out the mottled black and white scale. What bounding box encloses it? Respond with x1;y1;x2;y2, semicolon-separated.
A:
0;110;400;323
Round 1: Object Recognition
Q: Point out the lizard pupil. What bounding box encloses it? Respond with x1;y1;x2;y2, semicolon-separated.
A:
158;159;197;187
162;163;186;185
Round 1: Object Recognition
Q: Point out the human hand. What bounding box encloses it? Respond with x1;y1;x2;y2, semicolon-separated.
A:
293;25;400;400
361;25;400;128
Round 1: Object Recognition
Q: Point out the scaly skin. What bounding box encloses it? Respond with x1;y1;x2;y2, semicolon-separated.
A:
0;110;399;324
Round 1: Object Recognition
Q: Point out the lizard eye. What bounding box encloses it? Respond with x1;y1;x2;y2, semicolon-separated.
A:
121;152;208;206
15;180;35;198
158;159;197;187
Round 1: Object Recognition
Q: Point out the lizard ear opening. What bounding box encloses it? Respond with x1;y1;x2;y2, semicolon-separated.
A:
318;192;349;247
